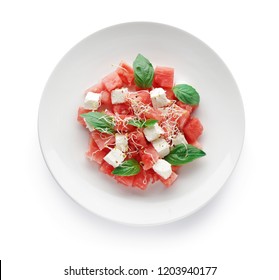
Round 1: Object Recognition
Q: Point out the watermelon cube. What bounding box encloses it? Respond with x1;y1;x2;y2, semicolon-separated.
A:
183;117;203;143
160;172;178;187
154;66;174;88
91;131;115;150
102;72;123;92
140;144;160;170
77;107;91;127
116;61;134;85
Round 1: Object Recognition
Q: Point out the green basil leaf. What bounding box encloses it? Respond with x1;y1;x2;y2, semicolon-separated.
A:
80;112;115;134
112;159;141;176
164;144;206;166
133;54;154;89
128;119;144;128
128;119;158;128
144;119;158;127
173;84;200;105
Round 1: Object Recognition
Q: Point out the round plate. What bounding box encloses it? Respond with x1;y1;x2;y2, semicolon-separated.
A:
38;22;245;225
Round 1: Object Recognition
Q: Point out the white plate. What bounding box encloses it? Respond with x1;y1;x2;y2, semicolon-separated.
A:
38;22;245;225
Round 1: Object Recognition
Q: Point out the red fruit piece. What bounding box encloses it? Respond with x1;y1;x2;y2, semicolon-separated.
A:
114;115;136;133
77;107;91;127
86;138;109;164
183;117;203;143
91;131;115;150
116;61;134;85
177;111;191;130
140;144;160;170
85;82;105;94
160;172;178;187
102;72;123;92
129;90;151;105
128;130;148;150
98;91;112;112
112;103;132;115
133;169;149;190
114;175;135;187
177;101;199;113
143;107;164;122
99;161;114;175
153;66;174;88
166;89;176;100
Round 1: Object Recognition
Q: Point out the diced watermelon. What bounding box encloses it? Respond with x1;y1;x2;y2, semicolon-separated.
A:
140;144;160;170
183;117;203;143
133;169;149;190
114;175;135;187
85;82;105;94
177;111;190;130
153;66;174;88
143;107;164;122
113;103;132;115
171;165;181;173
77;107;91;127
160;172;178;187
191;105;199;112
102;72;123;92
114;115;136;133
116;61;134;85
129;90;151;105
91;131;115;150
99;161;114;175
146;168;160;183
128;130;148;150
166;89;176;100
176;101;198;113
86;138;109;164
100;90;112;108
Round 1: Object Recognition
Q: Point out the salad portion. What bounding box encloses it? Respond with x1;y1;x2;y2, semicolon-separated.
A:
77;54;205;189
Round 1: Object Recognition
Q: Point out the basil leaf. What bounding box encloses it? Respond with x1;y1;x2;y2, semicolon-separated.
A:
128;119;158;128
144;119;158;127
173;84;200;105
80;112;115;134
112;159;141;176
164;144;206;166
133;54;154;89
128;119;144;128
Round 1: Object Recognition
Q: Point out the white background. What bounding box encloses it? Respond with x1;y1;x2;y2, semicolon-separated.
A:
0;0;278;279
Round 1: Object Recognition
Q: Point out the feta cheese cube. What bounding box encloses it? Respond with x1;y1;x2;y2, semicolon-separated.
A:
172;133;188;146
115;134;128;152
84;92;101;110
104;148;126;168
151;138;170;158
111;87;128;104
143;123;164;142
152;159;172;179
150;88;170;108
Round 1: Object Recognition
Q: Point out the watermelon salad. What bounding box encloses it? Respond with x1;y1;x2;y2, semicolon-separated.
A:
77;54;206;190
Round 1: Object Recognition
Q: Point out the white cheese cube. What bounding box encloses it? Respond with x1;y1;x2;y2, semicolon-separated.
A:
143;123;164;142
84;92;101;110
172;133;188;146
150;88;170;108
104;148;126;168
115;134;128;152
111;87;128;104
152;159;172;179
151;138;170;158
